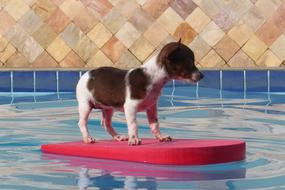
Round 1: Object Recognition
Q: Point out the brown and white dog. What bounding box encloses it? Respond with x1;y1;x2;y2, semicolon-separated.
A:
76;40;204;145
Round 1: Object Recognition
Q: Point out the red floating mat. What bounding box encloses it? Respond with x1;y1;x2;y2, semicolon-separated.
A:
41;139;246;165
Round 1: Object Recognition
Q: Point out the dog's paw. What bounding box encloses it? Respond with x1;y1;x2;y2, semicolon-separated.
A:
83;136;96;144
128;135;141;145
157;135;172;142
113;135;129;141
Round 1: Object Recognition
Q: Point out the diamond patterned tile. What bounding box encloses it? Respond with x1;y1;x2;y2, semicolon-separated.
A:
255;0;280;19
228;21;253;46
18;10;43;34
21;36;44;63
242;34;267;61
143;0;172;19
115;22;141;48
116;50;141;68
186;7;211;33
87;22;113;48
86;50;113;68
60;51;85;68
170;0;197;19
32;24;57;49
130;37;155;62
173;22;197;44
200;21;225;46
0;0;285;69
270;34;285;61
32;51;58;68
0;10;16;35
74;36;98;62
73;8;98;34
102;9;127;34
199;50;225;68
143;22;168;47
256;18;283;46
256;50;281;67
32;0;57;20
60;0;86;20
188;35;211;62
157;7;183;34
46;37;71;62
5;52;30;68
4;0;30;20
115;0;139;19
0;36;16;63
228;49;256;68
45;8;70;34
214;35;240;61
82;0;113;20
102;36;127;63
129;9;154;33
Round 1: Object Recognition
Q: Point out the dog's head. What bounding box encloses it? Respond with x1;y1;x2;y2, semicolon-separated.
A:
157;39;204;82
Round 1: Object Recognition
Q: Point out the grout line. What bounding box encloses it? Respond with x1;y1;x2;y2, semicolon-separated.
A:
56;71;60;99
170;80;175;107
219;70;223;99
267;70;271;101
244;70;246;99
196;82;199;99
33;71;36;102
10;71;14;104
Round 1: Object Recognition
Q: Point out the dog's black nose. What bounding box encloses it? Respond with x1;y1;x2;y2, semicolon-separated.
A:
200;72;204;80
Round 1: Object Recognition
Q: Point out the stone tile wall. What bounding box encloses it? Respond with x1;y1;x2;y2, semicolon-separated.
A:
0;0;285;69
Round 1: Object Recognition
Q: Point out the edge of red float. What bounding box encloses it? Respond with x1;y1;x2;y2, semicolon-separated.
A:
41;138;246;165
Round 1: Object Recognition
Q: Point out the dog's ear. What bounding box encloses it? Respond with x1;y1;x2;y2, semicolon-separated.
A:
177;38;181;44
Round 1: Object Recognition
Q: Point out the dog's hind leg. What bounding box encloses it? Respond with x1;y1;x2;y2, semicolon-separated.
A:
146;104;172;142
101;109;128;141
78;101;95;144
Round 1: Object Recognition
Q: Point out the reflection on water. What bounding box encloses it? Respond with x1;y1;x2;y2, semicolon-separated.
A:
0;88;285;189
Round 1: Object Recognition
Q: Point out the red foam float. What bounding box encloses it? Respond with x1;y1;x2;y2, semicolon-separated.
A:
41;138;246;165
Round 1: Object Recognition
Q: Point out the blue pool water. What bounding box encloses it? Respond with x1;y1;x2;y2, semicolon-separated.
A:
0;70;285;189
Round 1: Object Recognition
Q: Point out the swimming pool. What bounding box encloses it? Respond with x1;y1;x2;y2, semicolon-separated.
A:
0;70;285;189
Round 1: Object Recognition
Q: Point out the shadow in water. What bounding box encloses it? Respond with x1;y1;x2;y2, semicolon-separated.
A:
42;153;246;190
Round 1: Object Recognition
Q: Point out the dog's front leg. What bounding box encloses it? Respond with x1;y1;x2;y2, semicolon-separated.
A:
124;100;141;145
146;103;172;142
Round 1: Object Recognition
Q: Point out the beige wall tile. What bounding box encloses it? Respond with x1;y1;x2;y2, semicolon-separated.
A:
60;51;85;68
87;23;112;48
143;22;168;47
116;50;141;68
32;51;58;68
186;7;211;33
86;51;113;68
46;37;71;62
157;7;183;34
115;22;141;48
173;22;197;44
102;36;127;63
214;35;240;61
228;50;256;68
270;34;285;61
32;0;57;20
5;52;30;68
4;0;30;20
32;24;57;49
257;50;281;67
199;50;225;68
242;35;267;61
21;36;44;63
130;37;155;62
102;9;126;34
228;21;253;46
0;36;16;63
189;35;211;61
200;21;225;46
60;0;85;19
74;36;98;62
0;10;16;35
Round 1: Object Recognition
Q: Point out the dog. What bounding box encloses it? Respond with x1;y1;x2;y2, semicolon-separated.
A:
76;40;204;145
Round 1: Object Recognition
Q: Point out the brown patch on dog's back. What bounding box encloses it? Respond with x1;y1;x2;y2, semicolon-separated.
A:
87;67;127;107
128;68;149;99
